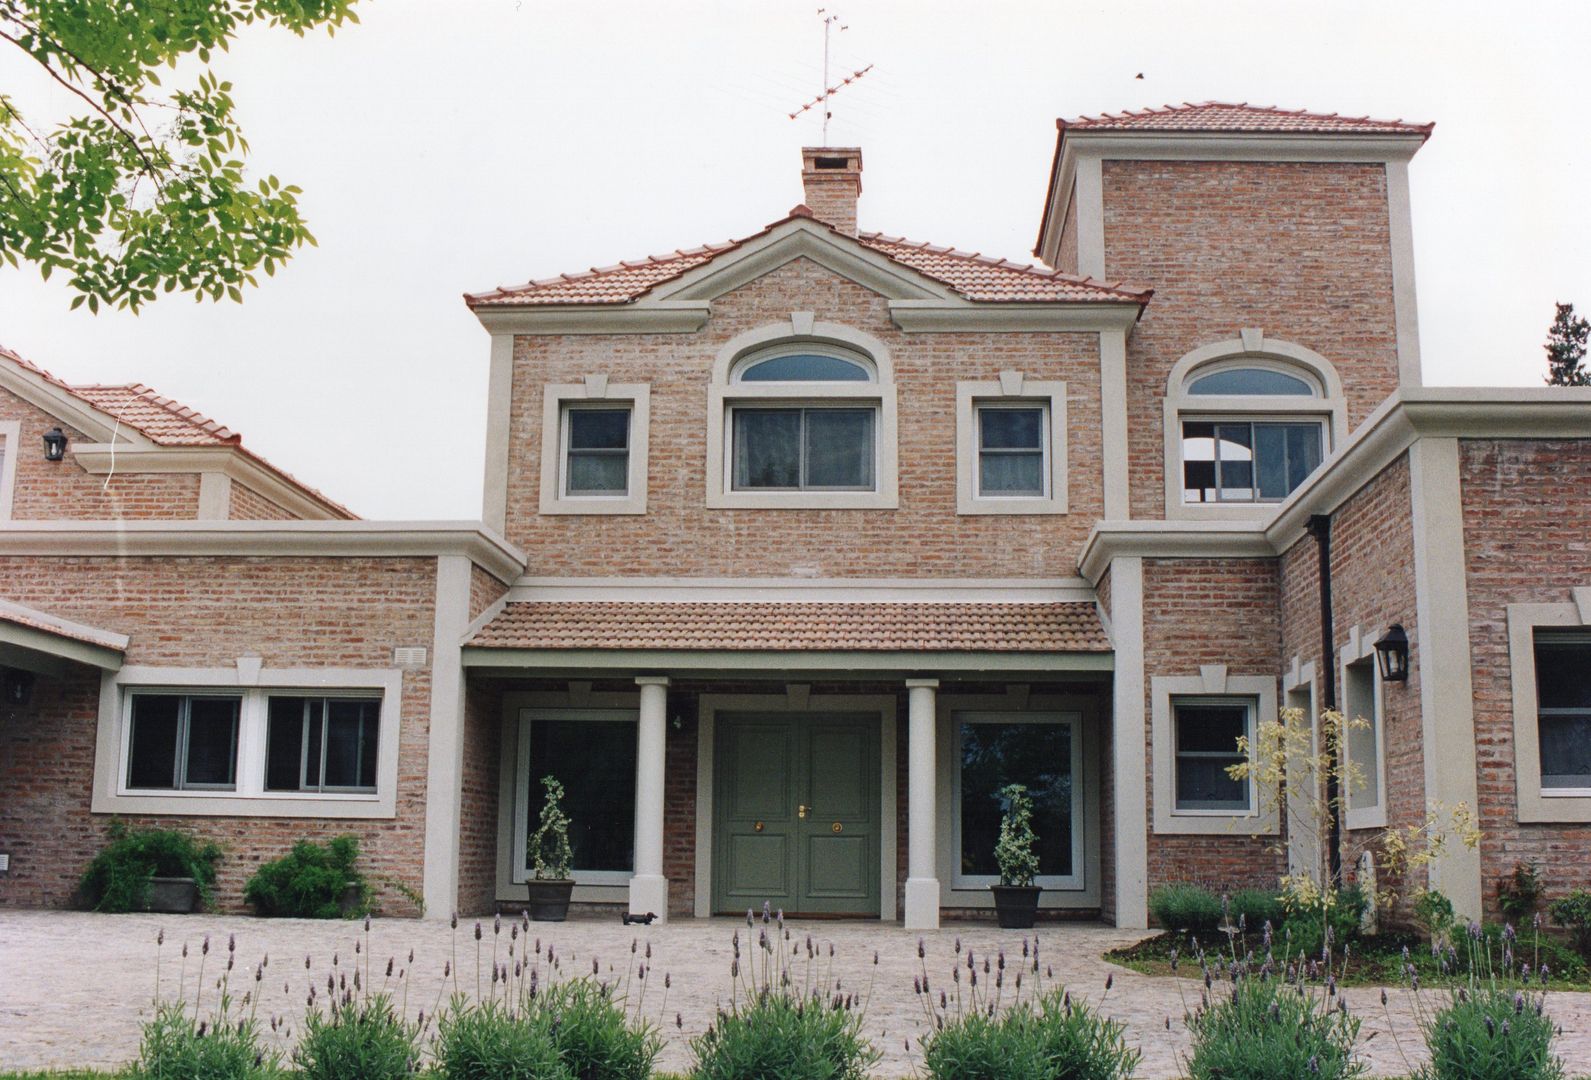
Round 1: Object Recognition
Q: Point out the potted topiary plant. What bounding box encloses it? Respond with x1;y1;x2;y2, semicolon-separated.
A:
525;775;576;921
990;782;1042;929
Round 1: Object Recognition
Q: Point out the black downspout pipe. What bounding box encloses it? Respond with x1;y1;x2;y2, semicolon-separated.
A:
1305;513;1344;887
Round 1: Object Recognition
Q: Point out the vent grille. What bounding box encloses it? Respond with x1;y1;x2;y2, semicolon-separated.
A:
392;647;427;667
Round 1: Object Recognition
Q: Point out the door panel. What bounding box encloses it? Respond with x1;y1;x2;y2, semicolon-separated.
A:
713;712;880;917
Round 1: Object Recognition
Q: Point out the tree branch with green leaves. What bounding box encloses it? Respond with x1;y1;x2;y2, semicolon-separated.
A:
0;0;358;312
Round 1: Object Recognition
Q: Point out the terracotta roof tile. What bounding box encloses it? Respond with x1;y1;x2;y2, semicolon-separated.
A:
468;602;1111;653
465;213;1149;309
1060;101;1433;137
0;601;128;652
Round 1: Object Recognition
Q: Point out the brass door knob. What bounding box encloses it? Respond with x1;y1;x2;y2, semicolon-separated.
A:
753;821;764;832
798;804;810;818
831;822;843;833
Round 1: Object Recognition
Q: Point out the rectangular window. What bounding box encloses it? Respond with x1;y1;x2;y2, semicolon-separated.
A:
955;714;1076;881
563;407;631;496
977;406;1046;497
126;694;241;791
1182;420;1323;504
1344;657;1380;811
1172;699;1252;811
265;696;381;793
525;715;637;873
1535;634;1591;790
731;407;875;491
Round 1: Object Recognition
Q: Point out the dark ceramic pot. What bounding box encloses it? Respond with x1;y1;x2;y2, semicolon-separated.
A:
147;876;199;914
990;884;1042;929
526;879;575;921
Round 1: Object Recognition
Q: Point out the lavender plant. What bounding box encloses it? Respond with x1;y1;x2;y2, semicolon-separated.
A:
433;998;569;1080
1184;966;1365;1080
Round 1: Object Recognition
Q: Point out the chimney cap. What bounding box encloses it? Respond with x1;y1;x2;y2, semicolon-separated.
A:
801;146;863;171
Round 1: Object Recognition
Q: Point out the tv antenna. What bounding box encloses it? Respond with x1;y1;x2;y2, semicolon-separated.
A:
787;9;873;145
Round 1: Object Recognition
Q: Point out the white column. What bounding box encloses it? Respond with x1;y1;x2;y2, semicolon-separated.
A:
630;676;670;921
1111;557;1149;929
422;555;473;919
904;678;940;929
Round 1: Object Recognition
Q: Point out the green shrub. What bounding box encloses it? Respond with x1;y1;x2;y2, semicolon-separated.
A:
690;993;879;1080
1415;986;1564;1080
1283;884;1369;962
80;822;222;913
1548;889;1591;956
1185;973;1364;1080
1148;883;1223;935
1497;862;1545;925
540;979;662;1080
433;999;570;1080
294;993;418;1080
1415;889;1459;945
921;988;1139;1080
1228;888;1286;932
243;835;366;919
130;1001;278;1080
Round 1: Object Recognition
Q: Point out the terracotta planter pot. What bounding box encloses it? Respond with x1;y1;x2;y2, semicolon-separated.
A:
340;882;365;918
147;877;199;914
990;884;1043;929
526;879;575;922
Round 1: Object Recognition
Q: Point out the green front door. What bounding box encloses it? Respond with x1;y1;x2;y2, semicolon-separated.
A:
713;712;881;917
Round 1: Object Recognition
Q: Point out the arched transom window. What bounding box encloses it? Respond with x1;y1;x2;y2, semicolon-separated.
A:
708;321;899;509
1163;339;1346;517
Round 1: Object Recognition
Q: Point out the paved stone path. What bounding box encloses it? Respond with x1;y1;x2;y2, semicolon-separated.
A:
2;910;1590;1077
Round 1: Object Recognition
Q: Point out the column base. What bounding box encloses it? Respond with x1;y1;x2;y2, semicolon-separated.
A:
903;877;940;930
628;874;669;924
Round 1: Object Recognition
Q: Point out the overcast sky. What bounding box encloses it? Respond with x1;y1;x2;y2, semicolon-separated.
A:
3;1;1588;520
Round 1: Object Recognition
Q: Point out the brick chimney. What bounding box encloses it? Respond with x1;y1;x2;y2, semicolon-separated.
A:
800;147;863;235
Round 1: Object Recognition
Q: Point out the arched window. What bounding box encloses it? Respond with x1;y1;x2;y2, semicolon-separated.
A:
1163;337;1345;516
708;320;898;509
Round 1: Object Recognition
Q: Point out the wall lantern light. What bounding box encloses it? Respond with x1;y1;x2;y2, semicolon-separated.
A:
42;427;67;462
1373;624;1410;683
2;667;36;708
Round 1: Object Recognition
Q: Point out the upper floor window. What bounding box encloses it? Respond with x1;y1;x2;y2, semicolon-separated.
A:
708;320;898;510
1164;338;1346;518
538;382;650;515
563;406;632;497
954;375;1068;515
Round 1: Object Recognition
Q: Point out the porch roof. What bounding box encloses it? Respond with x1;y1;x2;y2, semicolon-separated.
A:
466;601;1111;654
0;599;127;673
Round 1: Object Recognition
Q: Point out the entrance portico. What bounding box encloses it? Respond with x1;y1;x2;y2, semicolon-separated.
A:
461;592;1113;928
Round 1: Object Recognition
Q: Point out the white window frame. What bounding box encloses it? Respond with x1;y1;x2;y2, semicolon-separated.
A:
1162;335;1347;521
1151;670;1279;835
1508;590;1591;822
1339;625;1388;830
706;317;898;510
955;375;1068;515
727;403;879;493
0;419;20;520
948;709;1085;891
539;380;650;515
264;694;384;795
92;665;403;818
123;691;242;792
511;707;638;886
1177;415;1329;506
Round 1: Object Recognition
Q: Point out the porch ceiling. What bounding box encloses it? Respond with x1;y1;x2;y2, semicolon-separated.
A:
0;599;127;674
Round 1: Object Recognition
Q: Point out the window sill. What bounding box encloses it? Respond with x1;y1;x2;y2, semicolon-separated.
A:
1154;810;1277;836
957;495;1067;517
93;789;394;820
705;490;898;511
1344;805;1387;831
538;494;648;516
1165;502;1285;522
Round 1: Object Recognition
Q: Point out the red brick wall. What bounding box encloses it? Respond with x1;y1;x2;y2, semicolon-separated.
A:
1101;161;1401;520
469;564;510;621
501;258;1104;577
1142;558;1285;892
228;482;296;521
1055;182;1080;276
2;386;204;520
1461;439;1591;914
0;555;439;915
458;679;501;916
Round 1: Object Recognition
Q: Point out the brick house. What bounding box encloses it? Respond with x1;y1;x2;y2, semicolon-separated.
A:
3;102;1589;929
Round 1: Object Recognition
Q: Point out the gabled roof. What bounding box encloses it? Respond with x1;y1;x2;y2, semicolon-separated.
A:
0;344;357;519
465;208;1148;309
1059;101;1433;138
467;601;1112;653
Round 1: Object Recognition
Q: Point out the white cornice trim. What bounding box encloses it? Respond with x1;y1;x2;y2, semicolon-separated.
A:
503;575;1097;604
888;301;1141;333
0;520;526;582
472;302;711;335
71;444;350;520
1080;389;1591;579
0;361;154;447
461;647;1114;674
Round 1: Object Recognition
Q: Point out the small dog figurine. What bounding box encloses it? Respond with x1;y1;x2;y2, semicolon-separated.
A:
621;911;657;925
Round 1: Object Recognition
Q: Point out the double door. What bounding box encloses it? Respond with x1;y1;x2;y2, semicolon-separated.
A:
712;712;881;917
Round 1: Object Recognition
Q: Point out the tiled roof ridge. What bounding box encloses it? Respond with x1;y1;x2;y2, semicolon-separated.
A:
856;230;1151;300
1061;100;1433;134
73;381;241;443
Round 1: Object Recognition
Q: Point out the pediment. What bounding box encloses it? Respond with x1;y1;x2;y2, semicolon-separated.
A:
647;219;956;305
